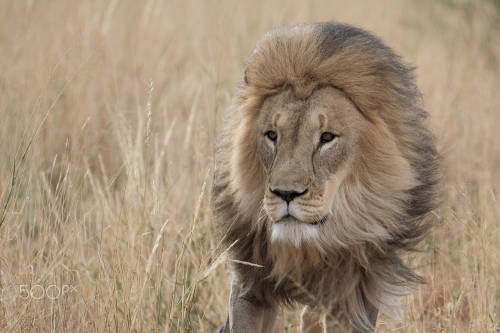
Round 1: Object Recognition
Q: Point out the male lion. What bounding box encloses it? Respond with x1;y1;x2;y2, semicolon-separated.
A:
212;22;440;333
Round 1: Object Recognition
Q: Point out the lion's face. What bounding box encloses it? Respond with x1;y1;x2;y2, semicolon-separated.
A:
256;87;365;245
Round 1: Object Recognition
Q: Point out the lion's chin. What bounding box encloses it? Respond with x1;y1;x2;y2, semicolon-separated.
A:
270;216;324;248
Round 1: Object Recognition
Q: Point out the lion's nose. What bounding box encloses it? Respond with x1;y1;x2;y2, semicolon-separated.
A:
270;188;308;203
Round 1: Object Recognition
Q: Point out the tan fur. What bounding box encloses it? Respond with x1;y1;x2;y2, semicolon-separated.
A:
213;22;440;332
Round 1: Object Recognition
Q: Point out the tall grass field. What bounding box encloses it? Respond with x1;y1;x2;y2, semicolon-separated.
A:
0;0;498;332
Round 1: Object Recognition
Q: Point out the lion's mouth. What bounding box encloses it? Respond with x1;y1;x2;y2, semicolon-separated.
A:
274;215;327;226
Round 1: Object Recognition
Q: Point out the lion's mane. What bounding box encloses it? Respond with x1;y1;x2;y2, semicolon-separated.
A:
212;22;440;330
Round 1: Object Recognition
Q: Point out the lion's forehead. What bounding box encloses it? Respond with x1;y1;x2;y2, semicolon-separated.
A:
259;86;358;136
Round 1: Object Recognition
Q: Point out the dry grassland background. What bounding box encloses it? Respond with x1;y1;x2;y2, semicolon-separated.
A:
0;0;499;332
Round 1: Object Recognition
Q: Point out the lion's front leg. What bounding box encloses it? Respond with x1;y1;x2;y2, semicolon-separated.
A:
221;282;279;333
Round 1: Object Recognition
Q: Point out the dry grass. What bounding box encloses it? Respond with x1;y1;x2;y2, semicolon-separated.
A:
0;0;498;332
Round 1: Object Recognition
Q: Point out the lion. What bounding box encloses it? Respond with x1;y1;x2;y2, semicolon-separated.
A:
212;22;440;333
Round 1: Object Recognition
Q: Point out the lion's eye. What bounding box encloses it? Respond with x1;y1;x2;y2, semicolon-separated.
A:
320;132;336;144
265;130;278;142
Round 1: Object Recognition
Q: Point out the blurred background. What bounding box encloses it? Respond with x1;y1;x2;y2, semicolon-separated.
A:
0;0;498;331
